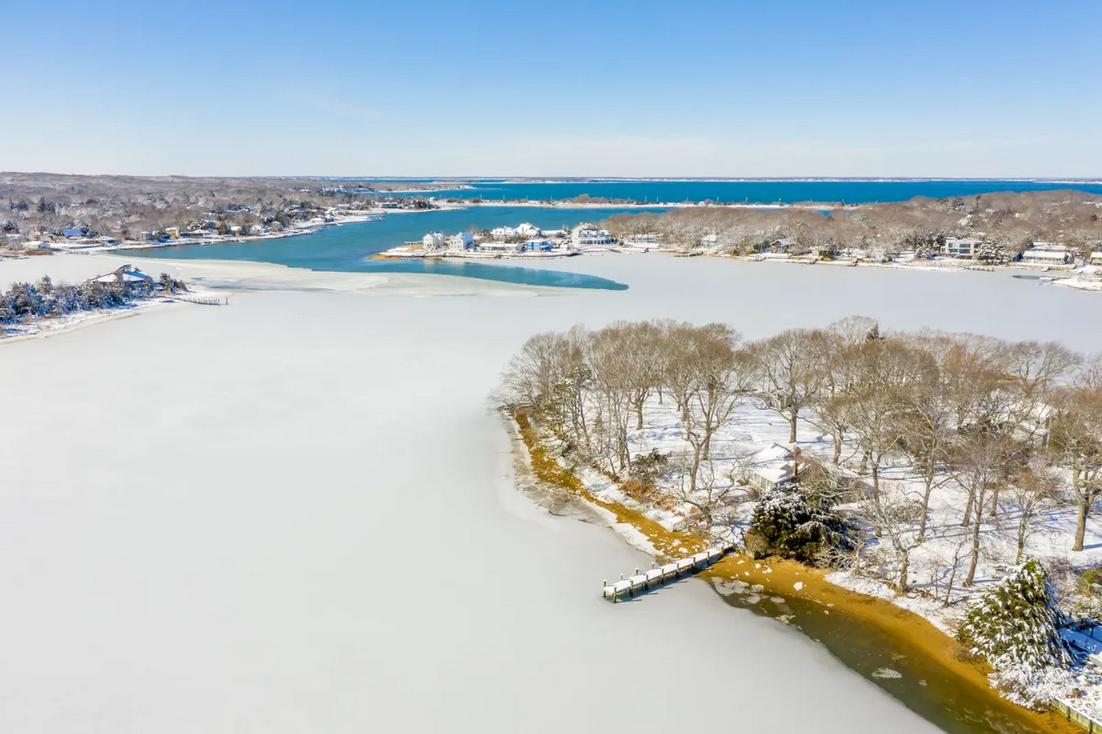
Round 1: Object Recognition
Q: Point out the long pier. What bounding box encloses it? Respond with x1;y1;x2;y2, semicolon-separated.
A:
602;547;728;602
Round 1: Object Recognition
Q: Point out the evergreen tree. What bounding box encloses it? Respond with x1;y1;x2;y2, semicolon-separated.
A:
957;558;1076;705
744;482;854;564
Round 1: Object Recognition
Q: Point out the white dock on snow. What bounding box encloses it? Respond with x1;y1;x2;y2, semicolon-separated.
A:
602;547;727;602
171;293;227;305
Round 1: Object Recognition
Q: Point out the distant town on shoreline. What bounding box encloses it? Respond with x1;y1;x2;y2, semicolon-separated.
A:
4;173;1099;288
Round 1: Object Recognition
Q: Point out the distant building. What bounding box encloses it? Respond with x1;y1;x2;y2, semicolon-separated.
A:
422;232;445;249
515;222;542;238
766;238;795;253
571;224;613;247
165;227;181;239
92;265;153;286
478;240;523;253
62;227;88;239
737;444;869;501
941;237;982;259
700;233;719;248
738;443;795;493
490;226;516;241
1090;252;1102;265
1009;401;1056;448
624;233;658;248
1021;242;1070;265
523;239;553;252
448;232;474;252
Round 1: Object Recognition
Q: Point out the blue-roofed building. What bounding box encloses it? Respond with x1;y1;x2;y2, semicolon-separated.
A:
523;239;553;252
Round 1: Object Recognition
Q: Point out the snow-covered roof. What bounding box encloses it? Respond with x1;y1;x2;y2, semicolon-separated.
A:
1022;250;1068;260
94;268;152;284
740;443;795;484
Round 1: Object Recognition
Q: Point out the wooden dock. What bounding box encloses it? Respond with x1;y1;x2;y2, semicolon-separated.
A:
1052;698;1102;733
602;547;728;602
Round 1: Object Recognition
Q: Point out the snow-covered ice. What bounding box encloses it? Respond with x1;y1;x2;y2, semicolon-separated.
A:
0;252;960;733
9;250;1102;731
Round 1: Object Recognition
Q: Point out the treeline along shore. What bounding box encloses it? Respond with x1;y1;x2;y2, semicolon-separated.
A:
2;174;1099;270
0;172;449;251
499;317;1102;727
598;189;1102;263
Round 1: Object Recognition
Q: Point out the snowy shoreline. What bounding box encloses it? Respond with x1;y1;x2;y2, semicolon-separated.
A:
508;407;1073;732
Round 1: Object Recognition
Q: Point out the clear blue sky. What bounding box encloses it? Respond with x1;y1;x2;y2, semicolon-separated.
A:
3;0;1099;177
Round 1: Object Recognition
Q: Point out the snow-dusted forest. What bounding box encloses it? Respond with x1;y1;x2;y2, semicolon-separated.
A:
501;317;1102;713
601;189;1102;262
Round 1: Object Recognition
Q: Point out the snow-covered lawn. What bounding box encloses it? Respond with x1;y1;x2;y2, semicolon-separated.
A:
554;390;1102;717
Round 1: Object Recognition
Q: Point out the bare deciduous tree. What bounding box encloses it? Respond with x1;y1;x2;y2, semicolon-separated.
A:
860;482;924;592
953;434;1014;586
751;328;830;443
1009;456;1060;563
1050;386;1102;551
683;324;747;492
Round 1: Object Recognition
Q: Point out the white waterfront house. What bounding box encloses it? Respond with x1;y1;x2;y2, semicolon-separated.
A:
700;233;720;249
422;232;445;249
571;224;614;247
1021;241;1070;265
941;237;983;259
515;222;542;238
1091;252;1102;265
490;226;516;241
623;233;658;249
448;232;474;252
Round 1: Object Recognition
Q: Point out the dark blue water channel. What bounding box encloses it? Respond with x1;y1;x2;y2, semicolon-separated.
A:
377;178;1102;204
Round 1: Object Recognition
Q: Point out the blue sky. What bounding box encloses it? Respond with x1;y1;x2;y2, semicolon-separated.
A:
3;0;1100;177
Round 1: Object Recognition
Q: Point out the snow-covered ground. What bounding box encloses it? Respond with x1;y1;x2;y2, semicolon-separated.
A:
0;253;948;734
535;364;1102;718
557;388;1102;599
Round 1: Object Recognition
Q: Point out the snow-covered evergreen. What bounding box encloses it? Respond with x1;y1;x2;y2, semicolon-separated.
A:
956;558;1077;707
744;483;853;564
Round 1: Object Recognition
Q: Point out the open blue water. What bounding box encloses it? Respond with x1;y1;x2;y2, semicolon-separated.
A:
128;206;672;290
130;180;1102;290
377;178;1102;204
